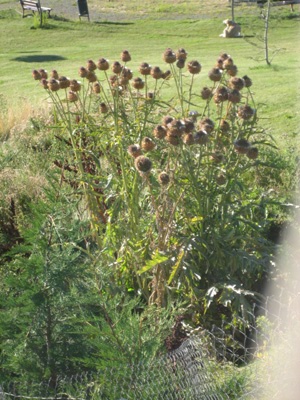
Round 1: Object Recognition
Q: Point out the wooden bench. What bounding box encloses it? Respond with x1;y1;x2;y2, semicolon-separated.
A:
19;0;52;18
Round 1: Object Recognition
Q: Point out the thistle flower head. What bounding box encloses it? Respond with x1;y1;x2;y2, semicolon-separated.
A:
237;105;255;120
194;130;209;145
93;82;101;94
247;146;259;159
38;69;48;79
150;66;162;79
48;78;60;91
50;70;59;79
68;91;78;102
79;67;88;78
121;50;131;62
153;125;167;139
243;75;252;88
187;60;201;74
139;62;151;75
213;86;228;103
141;137;156;152
112;61;122;74
86;59;97;71
228;89;242;104
100;102;109;113
128;144;142;158
208;67;222;82
229;77;245;91
234;138;251;154
32;69;42;80
134;155;152;173
163;48;176;64
176;48;188;61
201;87;212;100
58;76;70;89
70;79;81;92
158;171;170;185
97;58;110;71
132;77;144;90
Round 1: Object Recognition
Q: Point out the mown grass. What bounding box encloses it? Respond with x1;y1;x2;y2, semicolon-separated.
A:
0;3;299;149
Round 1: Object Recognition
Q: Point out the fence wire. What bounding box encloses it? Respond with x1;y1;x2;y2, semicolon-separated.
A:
1;287;299;400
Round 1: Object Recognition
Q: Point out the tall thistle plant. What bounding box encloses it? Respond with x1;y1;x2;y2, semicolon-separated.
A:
32;48;276;322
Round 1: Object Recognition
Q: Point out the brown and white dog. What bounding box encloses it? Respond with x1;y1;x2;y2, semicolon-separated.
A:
219;19;241;38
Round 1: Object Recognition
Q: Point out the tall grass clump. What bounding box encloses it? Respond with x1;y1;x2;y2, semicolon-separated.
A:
30;47;278;326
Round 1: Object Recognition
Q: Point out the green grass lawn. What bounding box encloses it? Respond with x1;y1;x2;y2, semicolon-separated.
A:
0;3;299;149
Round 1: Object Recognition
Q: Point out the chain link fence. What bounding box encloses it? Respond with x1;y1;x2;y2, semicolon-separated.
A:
1;286;299;400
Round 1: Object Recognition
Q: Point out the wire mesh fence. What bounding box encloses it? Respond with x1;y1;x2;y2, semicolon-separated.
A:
1;285;299;400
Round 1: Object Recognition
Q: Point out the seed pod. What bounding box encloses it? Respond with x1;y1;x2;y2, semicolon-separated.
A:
112;61;122;74
158;171;170;185
163;48;176;64
234;138;251;154
208;67;222;82
32;69;42;80
182;133;194;145
79;67;88;78
165;133;180;146
182;119;195;133
50;70;59;79
162;115;174;127
247;146;259;159
58;76;70;89
109;74;118;87
135;155;152;173
223;57;234;68
147;92;155;99
93;82;101;94
226;64;238;77
48;78;60;92
86;71;97;83
228;89;241;104
219;53;229;61
215;58;224;70
194;130;209;145
229;77;245;91
132;77;144;90
139;62;151;75
176;48;188;60
199;117;214;134
70;79;81;92
176;59;185;69
121;50;131;62
162;70;171;80
187;60;201;74
40;78;48;89
220;119;230;134
68;91;78;102
128;144;142;158
237;105;255;120
243;75;252;88
38;69;48;79
86;60;97;71
141;137;156;152
97;58;110;71
150;66;162;79
153;125;167;139
201;87;212;100
100;102;109;113
167;119;184;137
213;86;228;103
216;174;226;185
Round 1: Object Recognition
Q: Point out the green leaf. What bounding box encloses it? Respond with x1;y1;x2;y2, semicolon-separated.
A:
137;251;169;275
167;249;185;285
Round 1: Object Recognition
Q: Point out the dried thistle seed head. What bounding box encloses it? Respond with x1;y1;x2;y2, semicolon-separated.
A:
162;70;171;80
219;52;229;61
93;82;101;94
187;60;201;74
208;67;222;82
150;66;162;79
158;171;170;185
223;57;234;68
199;117;214;133
134;155;152;173
220;119;230;134
58;76;70;89
32;69;42;80
237;105;255;120
97;58;110;71
176;59;185;69
163;48;176;64
109;74;118;86
167;119;184;137
127;144;142;158
162;115;175;126
165;133;180;146
243;75;252;88
229;77;245;91
216;174;226;185
213;86;228;103
50;70;59;79
70;79;81;92
100;102;109;113
86;59;97;71
147;91;155;99
40;78;48;89
48;78;60;91
226;64;238;77
112;61;122;74
121;67;133;80
121;50;131;62
247;146;259;160
153;124;167;139
176;48;188;60
182;133;194;145
182;119;195;133
38;69;48;79
201;87;212;100
194;130;209;145
79;67;88;78
139;62;151;75
119;76;129;86
86;71;97;83
210;152;225;163
215;58;224;69
132;77;144;90
141;137;156;152
68;91;78;102
188;110;199;121
228;89;242;104
234;138;251;154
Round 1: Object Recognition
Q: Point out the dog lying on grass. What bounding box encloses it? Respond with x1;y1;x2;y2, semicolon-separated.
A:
219;19;241;38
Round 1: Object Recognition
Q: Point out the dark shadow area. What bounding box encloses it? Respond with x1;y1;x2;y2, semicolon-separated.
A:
12;55;67;63
51;15;71;22
94;21;134;26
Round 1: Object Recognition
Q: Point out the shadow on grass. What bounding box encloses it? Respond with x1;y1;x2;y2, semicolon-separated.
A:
11;55;67;63
94;21;134;26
